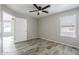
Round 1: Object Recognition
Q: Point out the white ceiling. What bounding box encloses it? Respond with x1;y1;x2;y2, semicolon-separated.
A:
6;4;79;18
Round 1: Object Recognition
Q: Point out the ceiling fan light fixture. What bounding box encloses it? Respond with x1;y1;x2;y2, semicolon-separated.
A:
38;10;42;14
29;4;50;15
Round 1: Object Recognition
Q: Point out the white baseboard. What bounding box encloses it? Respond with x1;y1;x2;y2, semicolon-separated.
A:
15;37;79;49
40;37;79;49
15;38;38;43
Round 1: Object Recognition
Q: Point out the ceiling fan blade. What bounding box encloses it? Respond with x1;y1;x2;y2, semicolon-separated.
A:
33;4;39;9
37;12;40;15
29;10;38;12
42;11;48;13
42;5;50;10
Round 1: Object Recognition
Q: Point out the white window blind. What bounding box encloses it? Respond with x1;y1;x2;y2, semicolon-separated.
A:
60;15;76;38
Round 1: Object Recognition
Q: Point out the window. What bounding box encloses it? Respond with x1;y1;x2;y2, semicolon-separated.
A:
60;15;76;38
3;11;12;33
4;22;11;32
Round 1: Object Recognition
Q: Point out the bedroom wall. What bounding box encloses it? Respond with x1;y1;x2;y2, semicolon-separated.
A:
2;5;38;42
0;4;2;54
0;5;1;38
27;17;38;40
38;7;79;48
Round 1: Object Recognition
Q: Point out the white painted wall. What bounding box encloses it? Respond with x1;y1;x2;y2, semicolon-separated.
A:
39;8;79;48
0;5;1;53
0;5;1;37
0;5;3;54
15;18;27;42
27;17;38;40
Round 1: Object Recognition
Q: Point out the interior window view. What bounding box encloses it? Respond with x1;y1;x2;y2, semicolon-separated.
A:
60;15;76;37
0;4;79;55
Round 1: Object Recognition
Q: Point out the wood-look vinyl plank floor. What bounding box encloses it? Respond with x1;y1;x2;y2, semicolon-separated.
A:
2;37;79;55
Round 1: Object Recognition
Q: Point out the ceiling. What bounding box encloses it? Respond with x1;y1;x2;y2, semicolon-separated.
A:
5;4;79;18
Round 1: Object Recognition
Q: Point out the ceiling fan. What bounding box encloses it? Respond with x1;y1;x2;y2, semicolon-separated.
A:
29;4;50;15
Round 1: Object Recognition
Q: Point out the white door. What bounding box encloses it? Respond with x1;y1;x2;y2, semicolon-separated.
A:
15;18;27;42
